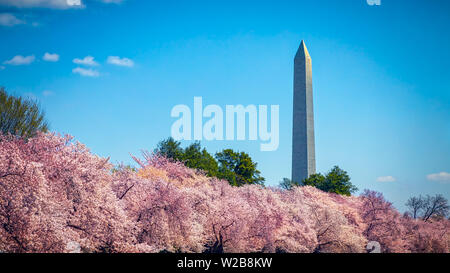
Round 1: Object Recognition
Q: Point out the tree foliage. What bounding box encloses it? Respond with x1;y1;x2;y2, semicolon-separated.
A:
0;133;137;253
215;149;264;186
278;178;301;190
154;137;184;161
183;142;219;178
302;166;358;196
281;166;358;196
1;133;448;253
361;190;449;253
0;87;49;138
154;138;263;186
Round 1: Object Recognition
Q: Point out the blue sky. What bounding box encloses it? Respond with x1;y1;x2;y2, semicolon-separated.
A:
0;0;449;211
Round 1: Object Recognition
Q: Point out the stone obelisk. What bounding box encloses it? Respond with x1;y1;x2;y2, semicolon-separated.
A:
292;40;316;183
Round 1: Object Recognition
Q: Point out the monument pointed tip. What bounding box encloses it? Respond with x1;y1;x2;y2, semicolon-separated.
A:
296;40;310;59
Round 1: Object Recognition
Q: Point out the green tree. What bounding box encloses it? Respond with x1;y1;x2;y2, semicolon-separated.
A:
154;138;219;177
279;178;301;190
0;87;49;138
301;173;326;189
154;137;184;161
154;138;265;186
215;149;265;186
302;166;357;196
182;142;219;177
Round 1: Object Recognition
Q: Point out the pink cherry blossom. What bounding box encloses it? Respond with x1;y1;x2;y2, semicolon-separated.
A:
1;133;448;253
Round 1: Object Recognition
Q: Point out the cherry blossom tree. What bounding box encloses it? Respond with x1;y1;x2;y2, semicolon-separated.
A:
298;186;366;253
113;154;206;252
401;215;449;253
0;133;136;253
1;133;448;253
359;190;407;253
256;187;316;253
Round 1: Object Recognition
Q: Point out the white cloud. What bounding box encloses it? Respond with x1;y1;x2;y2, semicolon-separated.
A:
73;56;99;66
43;52;59;62
0;0;83;9
72;67;99;77
100;0;123;3
107;56;134;67
376;176;396;182
0;13;25;26
0;0;122;8
67;0;82;6
3;55;35;65
427;172;450;183
42;90;54;96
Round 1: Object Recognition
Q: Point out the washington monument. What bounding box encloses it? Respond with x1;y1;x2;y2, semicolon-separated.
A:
292;40;316;183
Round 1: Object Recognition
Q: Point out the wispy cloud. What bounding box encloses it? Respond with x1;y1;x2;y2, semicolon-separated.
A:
0;13;25;26
376;176;396;182
73;56;99;66
100;0;123;3
67;0;83;6
72;67;99;77
0;0;123;9
427;172;450;184
0;65;5;70
42;90;54;96
0;0;83;9
0;1;123;28
3;55;35;65
43;52;60;62
107;56;134;67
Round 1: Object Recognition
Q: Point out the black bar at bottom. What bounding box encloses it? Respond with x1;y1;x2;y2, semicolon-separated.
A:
0;253;446;272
